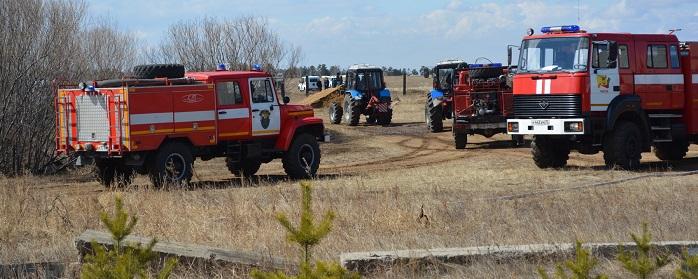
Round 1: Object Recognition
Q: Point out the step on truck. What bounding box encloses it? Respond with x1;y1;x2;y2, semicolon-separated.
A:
56;64;328;187
507;25;698;169
425;60;467;132
451;61;523;148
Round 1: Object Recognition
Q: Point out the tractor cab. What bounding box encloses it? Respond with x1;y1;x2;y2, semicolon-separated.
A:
432;60;467;97
425;60;467;132
327;64;393;126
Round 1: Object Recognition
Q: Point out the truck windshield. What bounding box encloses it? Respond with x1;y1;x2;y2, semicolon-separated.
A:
518;37;589;73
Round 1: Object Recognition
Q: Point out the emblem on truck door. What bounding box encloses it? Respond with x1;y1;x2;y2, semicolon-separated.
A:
539;99;550;109
260;110;271;129
182;94;204;104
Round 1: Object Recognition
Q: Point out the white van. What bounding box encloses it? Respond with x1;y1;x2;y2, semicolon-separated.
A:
298;76;321;92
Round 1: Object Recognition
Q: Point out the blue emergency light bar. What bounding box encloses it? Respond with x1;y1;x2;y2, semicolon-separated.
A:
541;25;580;33
252;64;262;71
469;63;502;68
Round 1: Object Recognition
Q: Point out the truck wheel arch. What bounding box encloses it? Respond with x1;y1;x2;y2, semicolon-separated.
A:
276;123;324;151
605;95;651;149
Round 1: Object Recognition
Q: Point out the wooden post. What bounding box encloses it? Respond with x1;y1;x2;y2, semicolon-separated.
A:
402;70;406;96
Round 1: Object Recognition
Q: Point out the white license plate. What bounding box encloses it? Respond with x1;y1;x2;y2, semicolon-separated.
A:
531;120;550;126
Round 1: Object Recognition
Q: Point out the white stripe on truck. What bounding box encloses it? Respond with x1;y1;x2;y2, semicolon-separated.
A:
217;108;250;120
131;112;173;125
174;110;215;122
634;74;684;85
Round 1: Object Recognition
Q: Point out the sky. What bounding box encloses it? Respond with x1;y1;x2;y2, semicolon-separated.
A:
86;0;698;69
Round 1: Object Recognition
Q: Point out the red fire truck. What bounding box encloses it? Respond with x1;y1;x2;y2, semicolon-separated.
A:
56;64;328;187
507;25;697;169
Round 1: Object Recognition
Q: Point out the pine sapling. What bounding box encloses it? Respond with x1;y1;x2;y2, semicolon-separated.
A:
675;249;698;279
251;181;359;279
617;223;670;279
538;240;608;279
81;196;177;279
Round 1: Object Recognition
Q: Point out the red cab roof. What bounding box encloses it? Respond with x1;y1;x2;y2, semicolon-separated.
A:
186;70;270;82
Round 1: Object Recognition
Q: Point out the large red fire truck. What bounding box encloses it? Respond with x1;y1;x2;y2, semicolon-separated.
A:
56;64;327;187
507;25;697;169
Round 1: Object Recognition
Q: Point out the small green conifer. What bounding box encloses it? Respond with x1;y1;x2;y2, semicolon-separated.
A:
675;249;698;279
81;196;178;279
617;223;670;279
538;240;608;279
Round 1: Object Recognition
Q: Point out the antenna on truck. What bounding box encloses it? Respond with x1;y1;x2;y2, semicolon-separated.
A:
669;28;682;35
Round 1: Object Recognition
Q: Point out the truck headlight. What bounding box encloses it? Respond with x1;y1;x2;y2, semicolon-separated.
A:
564;121;583;132
507;122;519;133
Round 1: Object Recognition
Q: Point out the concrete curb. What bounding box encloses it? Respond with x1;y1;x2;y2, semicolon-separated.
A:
340;241;698;274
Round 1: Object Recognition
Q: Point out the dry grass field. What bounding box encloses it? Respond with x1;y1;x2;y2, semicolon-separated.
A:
2;76;698;278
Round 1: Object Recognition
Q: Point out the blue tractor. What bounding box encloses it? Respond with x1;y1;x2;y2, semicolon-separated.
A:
425;60;467;132
328;65;392;126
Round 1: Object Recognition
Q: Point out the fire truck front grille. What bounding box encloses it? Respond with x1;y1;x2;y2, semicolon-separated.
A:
76;95;109;142
513;95;581;118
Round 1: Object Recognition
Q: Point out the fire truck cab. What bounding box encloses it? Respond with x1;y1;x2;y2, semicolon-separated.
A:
507;25;697;169
56;64;327;187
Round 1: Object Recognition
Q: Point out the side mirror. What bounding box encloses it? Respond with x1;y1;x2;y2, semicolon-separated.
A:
422;70;430;79
283;96;290;104
507;47;513;66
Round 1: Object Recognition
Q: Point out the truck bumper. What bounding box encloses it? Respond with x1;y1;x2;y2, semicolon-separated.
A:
507;118;585;135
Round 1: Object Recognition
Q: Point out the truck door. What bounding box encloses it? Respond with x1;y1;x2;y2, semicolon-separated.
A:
215;80;251;139
590;41;621;111
249;77;281;136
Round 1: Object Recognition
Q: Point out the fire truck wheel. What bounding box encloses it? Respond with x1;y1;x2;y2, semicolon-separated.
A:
378;109;392;126
426;96;443;132
95;161;116;187
531;136;569;168
283;133;321;179
654;140;689;161
468;67;503;79
149;142;193;187
603;121;642;170
343;95;360;126
132;64;185;79
454;133;467;149
226;158;261;177
328;102;343;124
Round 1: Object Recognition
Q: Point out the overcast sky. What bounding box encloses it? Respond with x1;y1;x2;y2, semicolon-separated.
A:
86;0;698;69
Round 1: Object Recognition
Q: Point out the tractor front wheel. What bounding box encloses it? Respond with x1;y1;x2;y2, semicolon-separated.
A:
328;102;343;124
283;134;321;179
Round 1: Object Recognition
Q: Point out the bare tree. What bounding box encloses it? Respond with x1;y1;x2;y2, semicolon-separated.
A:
0;0;138;175
153;16;299;74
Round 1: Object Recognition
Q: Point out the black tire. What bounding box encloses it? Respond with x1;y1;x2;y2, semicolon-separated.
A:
531;136;570;168
226;158;262;177
132;64;185;79
469;67;503;79
426;95;444;132
329;102;343;124
343;95;361;126
282;134;321;179
654;141;689;161
511;135;525;147
454;133;467;149
366;114;377;124
95;160;133;187
603;122;642;170
149;142;193;187
378;109;392;126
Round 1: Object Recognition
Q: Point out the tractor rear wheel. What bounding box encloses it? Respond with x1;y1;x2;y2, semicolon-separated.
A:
133;64;185;79
378;109;392;126
343;95;360;126
283;134;321;179
426;95;443;132
603;121;642;170
226;158;261;177
149;142;193;187
454;133;467;149
328;102;342;124
531;136;570;168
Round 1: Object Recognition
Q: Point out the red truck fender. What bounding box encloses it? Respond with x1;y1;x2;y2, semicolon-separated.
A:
275;116;325;151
